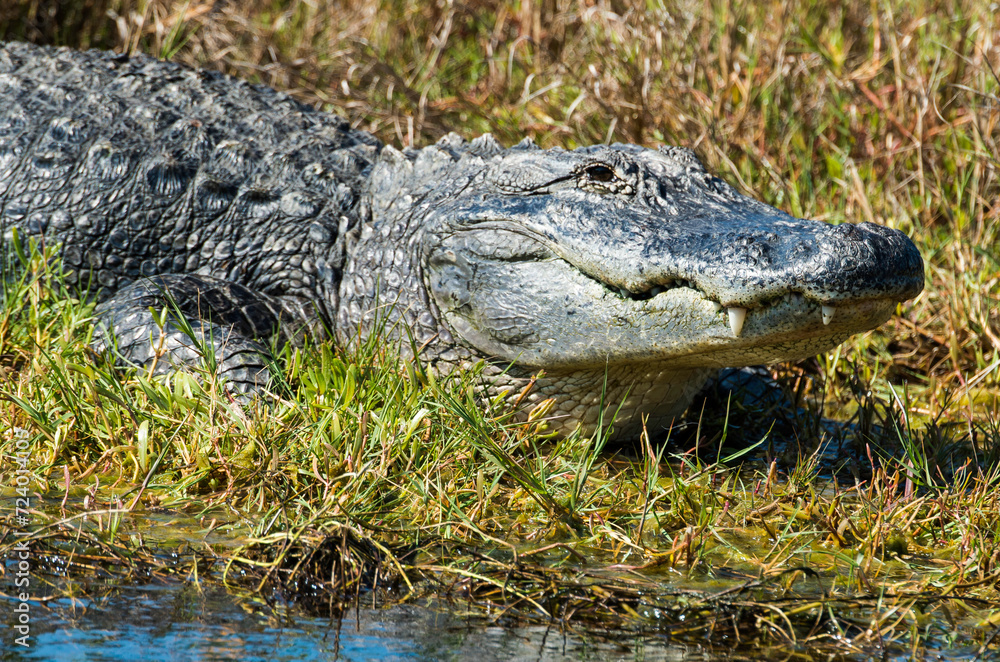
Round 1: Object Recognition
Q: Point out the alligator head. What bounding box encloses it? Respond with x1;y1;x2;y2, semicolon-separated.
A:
338;134;924;438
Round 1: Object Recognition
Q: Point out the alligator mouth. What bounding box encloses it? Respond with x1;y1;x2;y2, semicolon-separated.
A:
430;223;912;371
438;221;902;366
590;274;838;337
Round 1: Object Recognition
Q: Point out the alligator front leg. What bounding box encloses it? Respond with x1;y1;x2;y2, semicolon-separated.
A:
93;274;314;394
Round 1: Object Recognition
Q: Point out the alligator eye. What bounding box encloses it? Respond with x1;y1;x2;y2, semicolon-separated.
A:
584;164;616;182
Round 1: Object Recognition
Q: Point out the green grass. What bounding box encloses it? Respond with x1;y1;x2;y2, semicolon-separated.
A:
2;0;1000;656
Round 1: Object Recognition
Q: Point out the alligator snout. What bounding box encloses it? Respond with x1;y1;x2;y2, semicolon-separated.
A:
799;221;923;300
692;219;924;309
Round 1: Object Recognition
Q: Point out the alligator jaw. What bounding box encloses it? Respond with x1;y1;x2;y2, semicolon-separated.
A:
427;226;907;371
589;272;847;339
432;241;901;438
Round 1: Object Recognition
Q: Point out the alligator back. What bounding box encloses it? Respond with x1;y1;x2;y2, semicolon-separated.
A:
0;42;380;322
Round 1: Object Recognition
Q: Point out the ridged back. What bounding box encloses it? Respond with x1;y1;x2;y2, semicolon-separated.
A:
0;42;381;321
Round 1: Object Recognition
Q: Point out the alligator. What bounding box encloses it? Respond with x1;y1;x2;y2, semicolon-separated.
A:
0;42;924;438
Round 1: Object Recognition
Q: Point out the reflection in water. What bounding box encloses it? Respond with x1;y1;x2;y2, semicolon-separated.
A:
3;583;707;661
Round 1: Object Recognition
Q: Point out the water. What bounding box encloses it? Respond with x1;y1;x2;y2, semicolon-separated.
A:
3;581;706;661
4;575;991;661
1;479;993;660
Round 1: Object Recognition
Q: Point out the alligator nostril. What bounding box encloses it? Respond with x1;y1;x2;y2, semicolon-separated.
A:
834;223;862;238
791;243;814;257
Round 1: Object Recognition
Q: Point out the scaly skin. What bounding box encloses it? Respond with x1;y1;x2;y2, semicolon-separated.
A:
0;42;924;438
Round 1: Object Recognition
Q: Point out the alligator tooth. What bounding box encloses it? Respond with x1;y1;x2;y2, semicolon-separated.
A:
727;307;747;337
821;305;836;325
618;287;629;298
712;301;723;312
650;286;664;296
